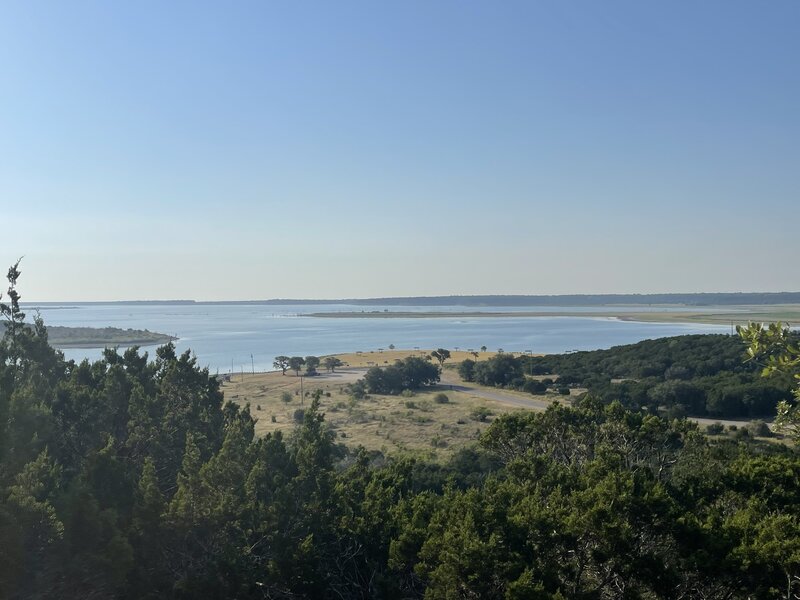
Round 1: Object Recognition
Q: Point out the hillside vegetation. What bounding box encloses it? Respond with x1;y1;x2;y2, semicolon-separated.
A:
461;335;795;419
1;266;799;598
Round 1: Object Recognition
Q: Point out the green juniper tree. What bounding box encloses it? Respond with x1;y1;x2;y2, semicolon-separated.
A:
739;322;800;443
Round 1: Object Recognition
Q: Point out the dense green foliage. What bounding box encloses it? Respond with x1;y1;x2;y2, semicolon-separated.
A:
2;267;800;598
739;322;800;442
475;335;795;418
360;356;441;395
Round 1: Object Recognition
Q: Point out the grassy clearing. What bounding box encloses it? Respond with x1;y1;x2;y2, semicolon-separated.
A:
222;369;518;458
324;349;533;368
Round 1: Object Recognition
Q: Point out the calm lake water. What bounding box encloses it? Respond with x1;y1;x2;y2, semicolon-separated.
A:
28;303;731;373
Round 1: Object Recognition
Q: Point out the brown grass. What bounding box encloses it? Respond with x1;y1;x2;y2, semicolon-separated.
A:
222;368;518;458
326;349;534;368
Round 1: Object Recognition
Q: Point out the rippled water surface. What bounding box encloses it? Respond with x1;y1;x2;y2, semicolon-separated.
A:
28;303;731;373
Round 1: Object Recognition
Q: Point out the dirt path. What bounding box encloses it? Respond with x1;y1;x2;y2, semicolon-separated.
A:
246;365;766;430
438;370;555;411
438;369;764;429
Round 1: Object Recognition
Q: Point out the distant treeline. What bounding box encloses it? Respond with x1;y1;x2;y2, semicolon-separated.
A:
23;292;800;307
461;334;795;419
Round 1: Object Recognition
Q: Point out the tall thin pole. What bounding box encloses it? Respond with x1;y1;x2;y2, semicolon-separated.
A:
251;354;255;374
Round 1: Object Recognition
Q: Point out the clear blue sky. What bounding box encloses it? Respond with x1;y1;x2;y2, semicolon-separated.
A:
1;1;798;300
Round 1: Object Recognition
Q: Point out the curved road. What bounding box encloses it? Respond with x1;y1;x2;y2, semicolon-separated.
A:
282;367;761;429
438;370;760;429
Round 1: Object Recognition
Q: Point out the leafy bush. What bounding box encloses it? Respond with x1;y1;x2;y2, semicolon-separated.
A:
747;420;772;437
470;406;493;422
472;354;522;387
362;356;440;394
458;359;476;382
434;393;449;404
523;379;546;394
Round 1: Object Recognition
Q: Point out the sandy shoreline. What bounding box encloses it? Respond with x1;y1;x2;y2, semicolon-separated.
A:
304;305;800;326
52;336;177;349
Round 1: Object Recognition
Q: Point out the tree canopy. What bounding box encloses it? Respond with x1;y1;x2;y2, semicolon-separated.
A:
461;334;794;419
1;264;799;598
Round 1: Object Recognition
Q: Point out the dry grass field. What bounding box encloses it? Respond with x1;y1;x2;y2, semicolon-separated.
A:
324;348;524;368
220;349;561;458
222;345;766;455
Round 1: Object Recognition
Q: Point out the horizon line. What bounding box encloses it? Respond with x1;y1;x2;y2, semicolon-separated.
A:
20;291;800;305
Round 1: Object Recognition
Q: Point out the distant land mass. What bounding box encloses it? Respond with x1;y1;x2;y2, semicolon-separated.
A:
44;326;177;349
24;292;800;307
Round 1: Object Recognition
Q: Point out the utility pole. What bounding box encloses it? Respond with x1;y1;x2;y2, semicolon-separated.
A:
526;350;533;377
251;354;255;374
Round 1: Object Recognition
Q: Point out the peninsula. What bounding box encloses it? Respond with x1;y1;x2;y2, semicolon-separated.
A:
45;326;177;349
305;305;800;325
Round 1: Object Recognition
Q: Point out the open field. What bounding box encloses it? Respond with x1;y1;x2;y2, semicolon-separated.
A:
221;364;574;458
222;347;781;455
306;305;800;326
322;348;533;368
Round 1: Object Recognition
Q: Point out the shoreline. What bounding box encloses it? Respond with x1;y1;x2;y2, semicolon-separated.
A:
303;307;800;326
52;337;177;349
45;326;177;349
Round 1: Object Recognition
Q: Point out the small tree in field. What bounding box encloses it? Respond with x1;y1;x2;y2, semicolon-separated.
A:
304;356;320;376
288;356;305;376
431;348;451;367
273;356;290;375
324;356;343;372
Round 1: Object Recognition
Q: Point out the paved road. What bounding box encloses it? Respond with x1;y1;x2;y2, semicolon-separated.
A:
439;370;554;411
312;367;765;429
438;370;765;429
444;383;553;410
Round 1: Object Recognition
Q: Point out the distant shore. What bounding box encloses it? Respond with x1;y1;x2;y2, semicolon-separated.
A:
305;305;800;326
46;326;177;349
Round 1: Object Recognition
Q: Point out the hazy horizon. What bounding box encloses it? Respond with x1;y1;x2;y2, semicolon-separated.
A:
19;291;800;305
2;1;798;301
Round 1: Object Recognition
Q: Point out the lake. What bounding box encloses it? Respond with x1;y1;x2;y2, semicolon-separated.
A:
27;303;731;373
